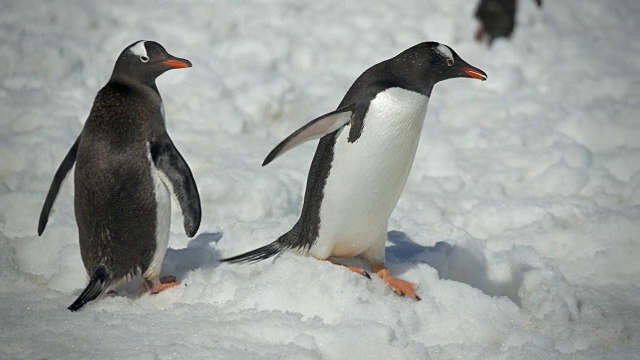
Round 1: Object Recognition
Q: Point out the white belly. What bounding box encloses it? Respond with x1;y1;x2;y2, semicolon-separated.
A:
143;145;171;280
309;88;429;260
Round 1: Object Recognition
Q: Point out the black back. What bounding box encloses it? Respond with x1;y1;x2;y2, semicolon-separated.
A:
73;41;193;280
37;40;198;310
75;81;160;279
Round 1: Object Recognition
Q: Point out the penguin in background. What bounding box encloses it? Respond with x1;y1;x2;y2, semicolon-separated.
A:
474;0;543;45
223;42;487;300
38;40;201;311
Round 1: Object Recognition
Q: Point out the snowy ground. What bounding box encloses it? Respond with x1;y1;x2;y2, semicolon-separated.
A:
1;0;639;359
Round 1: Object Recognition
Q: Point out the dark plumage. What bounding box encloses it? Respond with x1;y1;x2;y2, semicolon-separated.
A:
474;0;542;45
39;41;201;311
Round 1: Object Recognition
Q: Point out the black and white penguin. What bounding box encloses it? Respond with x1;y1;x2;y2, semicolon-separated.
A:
37;40;201;311
223;42;487;300
474;0;543;45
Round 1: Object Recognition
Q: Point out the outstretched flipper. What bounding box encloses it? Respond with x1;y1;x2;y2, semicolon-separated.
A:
262;103;365;166
38;135;80;235
150;132;201;237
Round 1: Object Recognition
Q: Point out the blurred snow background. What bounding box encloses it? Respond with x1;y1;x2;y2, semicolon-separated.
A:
0;0;638;359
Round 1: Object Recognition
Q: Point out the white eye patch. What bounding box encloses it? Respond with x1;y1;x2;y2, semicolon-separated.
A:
129;41;148;58
435;43;454;65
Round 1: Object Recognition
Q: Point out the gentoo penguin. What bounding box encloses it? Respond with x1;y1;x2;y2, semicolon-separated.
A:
222;42;486;300
37;40;201;311
474;0;542;45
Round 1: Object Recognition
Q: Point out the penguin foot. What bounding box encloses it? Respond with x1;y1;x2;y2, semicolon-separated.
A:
325;259;371;279
372;264;420;301
143;275;181;294
345;266;371;280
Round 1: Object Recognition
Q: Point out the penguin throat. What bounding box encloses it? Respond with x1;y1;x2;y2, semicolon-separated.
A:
110;73;161;97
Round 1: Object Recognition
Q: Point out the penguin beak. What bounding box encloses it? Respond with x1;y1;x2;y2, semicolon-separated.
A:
460;66;487;81
162;56;192;69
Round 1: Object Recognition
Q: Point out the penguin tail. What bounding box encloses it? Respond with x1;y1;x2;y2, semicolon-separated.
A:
68;266;111;312
221;239;285;264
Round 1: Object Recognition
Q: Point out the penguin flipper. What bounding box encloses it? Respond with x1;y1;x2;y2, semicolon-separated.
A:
150;133;202;237
68;266;111;312
38;135;80;236
262;103;361;166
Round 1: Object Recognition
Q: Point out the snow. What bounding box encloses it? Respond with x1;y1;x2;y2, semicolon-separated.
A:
1;0;639;359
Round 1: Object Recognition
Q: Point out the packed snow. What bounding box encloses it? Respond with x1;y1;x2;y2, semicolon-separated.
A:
1;0;639;359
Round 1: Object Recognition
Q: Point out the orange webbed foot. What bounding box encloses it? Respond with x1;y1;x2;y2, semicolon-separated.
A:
325;259;371;279
345;266;371;280
372;264;420;301
143;275;181;294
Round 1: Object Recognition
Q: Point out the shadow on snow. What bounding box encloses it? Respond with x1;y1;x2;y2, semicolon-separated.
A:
109;232;223;297
162;231;223;280
386;230;532;306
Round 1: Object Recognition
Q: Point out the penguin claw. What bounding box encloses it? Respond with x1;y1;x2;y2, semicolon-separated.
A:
325;259;371;279
394;290;422;301
339;266;370;279
372;266;420;301
346;266;370;279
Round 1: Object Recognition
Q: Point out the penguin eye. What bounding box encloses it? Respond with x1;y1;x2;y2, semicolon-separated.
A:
139;55;149;63
446;59;454;66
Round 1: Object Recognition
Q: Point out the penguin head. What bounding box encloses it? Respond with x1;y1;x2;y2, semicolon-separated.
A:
385;42;487;95
111;40;192;86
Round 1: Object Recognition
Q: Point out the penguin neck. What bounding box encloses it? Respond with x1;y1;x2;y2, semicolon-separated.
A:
369;61;436;98
108;74;162;103
386;81;434;98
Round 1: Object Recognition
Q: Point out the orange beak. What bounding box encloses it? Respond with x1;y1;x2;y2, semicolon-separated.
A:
162;59;192;68
461;67;487;81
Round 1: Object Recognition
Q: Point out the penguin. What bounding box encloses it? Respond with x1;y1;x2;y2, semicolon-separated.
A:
222;42;487;300
474;0;543;45
37;40;201;311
